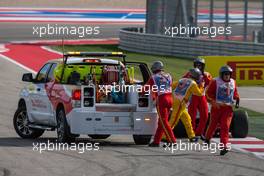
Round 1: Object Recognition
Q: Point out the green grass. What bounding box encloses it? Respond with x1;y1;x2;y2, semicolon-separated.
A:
240;107;264;140
51;44;193;80
51;44;264;139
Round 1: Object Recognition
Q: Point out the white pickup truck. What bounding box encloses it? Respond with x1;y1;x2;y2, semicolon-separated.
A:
13;52;158;144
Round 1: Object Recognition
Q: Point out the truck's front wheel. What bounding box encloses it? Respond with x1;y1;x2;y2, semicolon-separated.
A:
133;135;152;145
13;107;44;139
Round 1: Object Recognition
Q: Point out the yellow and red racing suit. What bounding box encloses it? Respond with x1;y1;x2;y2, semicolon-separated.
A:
163;78;203;139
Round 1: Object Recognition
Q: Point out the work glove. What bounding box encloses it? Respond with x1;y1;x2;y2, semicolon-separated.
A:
235;98;240;109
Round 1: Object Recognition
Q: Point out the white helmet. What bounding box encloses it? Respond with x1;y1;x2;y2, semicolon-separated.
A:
189;68;202;81
151;61;164;73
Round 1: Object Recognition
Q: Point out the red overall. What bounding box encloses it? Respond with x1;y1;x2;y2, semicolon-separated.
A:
183;71;212;135
205;78;239;148
145;72;176;144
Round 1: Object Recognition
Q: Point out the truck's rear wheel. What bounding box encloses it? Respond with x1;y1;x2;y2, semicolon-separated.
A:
56;108;76;143
89;135;110;139
13;107;44;139
231;110;249;138
133;135;152;145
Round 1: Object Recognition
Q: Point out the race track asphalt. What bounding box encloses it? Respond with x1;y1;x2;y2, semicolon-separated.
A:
0;2;264;175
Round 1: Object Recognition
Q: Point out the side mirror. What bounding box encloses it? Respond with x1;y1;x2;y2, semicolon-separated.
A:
22;73;33;82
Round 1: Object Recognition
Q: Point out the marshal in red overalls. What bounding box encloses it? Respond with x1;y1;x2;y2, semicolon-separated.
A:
146;61;176;146
183;58;212;136
205;65;240;155
147;72;176;145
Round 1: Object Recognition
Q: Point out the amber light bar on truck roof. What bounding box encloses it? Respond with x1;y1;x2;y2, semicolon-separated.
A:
64;52;126;58
63;52;126;65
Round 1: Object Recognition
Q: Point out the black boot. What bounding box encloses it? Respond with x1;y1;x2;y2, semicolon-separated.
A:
200;135;206;141
220;148;229;156
189;136;199;143
148;142;160;147
204;139;210;145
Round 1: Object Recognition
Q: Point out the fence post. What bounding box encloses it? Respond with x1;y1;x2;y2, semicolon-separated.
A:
225;0;229;40
243;0;248;42
209;0;214;39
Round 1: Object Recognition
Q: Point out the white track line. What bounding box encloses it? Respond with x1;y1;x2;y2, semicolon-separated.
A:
240;98;264;101
229;137;263;141
230;144;264;148
252;152;264;156
252;153;264;160
0;54;36;74
121;12;133;19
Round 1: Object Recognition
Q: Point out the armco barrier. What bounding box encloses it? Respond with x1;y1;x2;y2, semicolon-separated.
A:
119;27;264;58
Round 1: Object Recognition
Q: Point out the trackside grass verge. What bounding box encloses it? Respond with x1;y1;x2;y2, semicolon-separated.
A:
240;107;264;140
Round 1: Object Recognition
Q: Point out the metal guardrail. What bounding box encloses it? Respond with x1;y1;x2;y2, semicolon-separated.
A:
119;27;264;58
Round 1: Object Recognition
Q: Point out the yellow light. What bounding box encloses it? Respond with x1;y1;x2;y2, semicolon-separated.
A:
144;117;151;121
112;52;123;55
68;51;80;54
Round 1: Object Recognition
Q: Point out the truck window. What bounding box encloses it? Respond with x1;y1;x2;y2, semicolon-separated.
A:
133;66;144;84
35;63;52;83
126;63;150;84
47;63;57;82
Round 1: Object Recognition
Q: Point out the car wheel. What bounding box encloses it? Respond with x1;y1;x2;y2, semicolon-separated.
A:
56;108;75;143
133;135;152;145
231;110;249;138
88;135;111;139
13;107;44;139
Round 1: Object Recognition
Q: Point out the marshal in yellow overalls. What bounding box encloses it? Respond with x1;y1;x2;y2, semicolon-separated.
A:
162;78;203;140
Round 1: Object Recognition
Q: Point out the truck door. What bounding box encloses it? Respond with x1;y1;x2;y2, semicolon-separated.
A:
28;63;53;125
44;63;58;125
